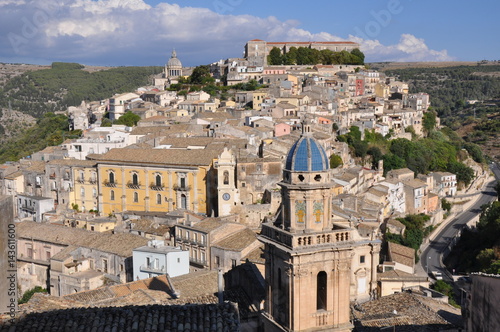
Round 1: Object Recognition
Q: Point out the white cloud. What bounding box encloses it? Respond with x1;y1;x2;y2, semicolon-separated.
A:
349;34;453;62
0;0;25;5
0;0;453;65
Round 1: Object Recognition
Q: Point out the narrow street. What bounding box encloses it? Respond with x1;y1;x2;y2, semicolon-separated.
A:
419;163;500;281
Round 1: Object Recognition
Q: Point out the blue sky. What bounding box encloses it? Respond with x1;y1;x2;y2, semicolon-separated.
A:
0;0;498;67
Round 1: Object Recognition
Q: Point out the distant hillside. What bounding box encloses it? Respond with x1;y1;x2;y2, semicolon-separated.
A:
0;62;163;118
381;64;500;161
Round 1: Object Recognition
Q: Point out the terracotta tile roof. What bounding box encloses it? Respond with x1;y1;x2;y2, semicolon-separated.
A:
4;170;23;179
7;302;240;331
90;147;221;166
170;270;219;300
190;218;227;232
47;159;97;167
212;228;258;251
16;222;148;257
388;242;415;268
158;137;245;149
352;292;453;331
23;161;46;173
242;244;265;265
386;218;405;229
129;219;170;236
404;178;427;188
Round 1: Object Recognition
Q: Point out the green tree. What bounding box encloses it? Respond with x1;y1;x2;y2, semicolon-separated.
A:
115;111;141;127
423;111;437;135
19;286;47;304
463;142;485;163
101;118;112;127
367;146;383;169
441;198;452;212
447;161;474;187
284;47;298;65
350;48;365;64
330;154;343;168
189;65;213;85
268;47;283;65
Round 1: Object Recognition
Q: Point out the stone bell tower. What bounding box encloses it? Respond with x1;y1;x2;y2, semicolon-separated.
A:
260;123;379;331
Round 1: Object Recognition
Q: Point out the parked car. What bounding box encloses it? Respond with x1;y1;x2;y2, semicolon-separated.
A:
432;271;443;280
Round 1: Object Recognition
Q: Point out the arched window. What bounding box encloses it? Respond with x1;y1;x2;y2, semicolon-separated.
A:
132;173;138;185
157;194;162;205
133;192;139;203
181;194;187;209
155;174;162;187
109;172;115;184
223;171;229;185
110;190;115;201
317;271;327;310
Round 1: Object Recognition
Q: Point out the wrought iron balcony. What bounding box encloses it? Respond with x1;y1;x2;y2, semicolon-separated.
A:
150;182;165;191
126;182;141;189
103;180;117;188
173;185;191;191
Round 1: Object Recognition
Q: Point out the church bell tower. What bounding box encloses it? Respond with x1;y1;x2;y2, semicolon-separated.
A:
260;123;357;332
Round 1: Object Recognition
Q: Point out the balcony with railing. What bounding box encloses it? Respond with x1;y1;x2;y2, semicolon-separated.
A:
150;182;165;191
173;185;191;192
76;178;86;184
190;257;208;267
88;178;97;185
260;224;352;250
126;182;141;190
140;264;166;274
20;204;35;212
103;180;117;188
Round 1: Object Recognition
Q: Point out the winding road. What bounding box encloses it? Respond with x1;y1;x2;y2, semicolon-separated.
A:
420;163;500;282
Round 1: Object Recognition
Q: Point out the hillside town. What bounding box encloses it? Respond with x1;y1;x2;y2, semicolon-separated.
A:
0;40;496;332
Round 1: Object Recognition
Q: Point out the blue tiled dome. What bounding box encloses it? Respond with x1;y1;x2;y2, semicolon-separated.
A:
285;136;329;172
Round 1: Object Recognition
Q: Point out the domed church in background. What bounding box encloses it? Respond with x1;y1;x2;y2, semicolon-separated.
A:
165;49;182;83
260;121;381;331
154;49;183;88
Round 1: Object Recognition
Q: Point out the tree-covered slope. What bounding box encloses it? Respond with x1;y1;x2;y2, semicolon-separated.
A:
0;62;162;118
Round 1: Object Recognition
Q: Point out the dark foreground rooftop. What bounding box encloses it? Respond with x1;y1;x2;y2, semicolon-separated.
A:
1;302;239;332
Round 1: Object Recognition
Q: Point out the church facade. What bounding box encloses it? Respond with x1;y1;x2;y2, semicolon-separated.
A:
260;123;380;331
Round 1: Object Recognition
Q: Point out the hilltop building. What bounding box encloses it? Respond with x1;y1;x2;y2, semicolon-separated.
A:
245;39;360;66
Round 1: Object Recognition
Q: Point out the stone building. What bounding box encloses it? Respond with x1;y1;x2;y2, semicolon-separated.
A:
260;123;380;331
245;39;360;66
16;221;148;296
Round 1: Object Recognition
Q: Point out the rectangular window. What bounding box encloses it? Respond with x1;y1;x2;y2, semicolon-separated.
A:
46;251;51;260
215;256;220;267
27;247;33;259
103;259;108;273
360;255;365;264
232;259;237;268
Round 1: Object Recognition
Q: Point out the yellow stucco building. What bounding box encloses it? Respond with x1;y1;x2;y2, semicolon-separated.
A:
89;147;221;216
71;160;99;213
